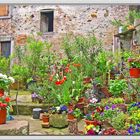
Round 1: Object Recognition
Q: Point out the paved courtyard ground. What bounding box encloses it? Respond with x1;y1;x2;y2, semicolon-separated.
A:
13;115;85;135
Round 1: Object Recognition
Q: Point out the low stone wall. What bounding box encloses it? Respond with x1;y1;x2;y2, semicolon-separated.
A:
11;103;52;115
0;120;29;135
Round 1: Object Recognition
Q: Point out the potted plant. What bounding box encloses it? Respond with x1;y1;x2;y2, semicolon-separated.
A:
0;73;15;92
103;127;117;135
109;79;128;97
73;108;82;121
0;96;11;125
67;109;75;120
84;113;101;126
85;124;101;135
0;74;14;125
128;58;140;78
42;112;50;123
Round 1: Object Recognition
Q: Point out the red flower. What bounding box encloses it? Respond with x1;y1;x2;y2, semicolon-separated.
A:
87;129;95;135
5;97;11;102
55;80;61;85
0;103;7;108
55;79;65;85
63;76;67;81
60;79;65;84
0;93;4;97
64;67;69;73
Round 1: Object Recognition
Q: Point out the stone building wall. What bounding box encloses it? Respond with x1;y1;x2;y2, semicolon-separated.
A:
0;5;130;52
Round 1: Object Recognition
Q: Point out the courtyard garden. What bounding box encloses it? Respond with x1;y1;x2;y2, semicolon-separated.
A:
0;9;140;136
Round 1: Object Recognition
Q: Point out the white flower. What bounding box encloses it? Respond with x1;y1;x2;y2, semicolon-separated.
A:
90;98;98;103
0;73;3;78
8;77;15;83
0;73;7;79
56;106;60;111
72;81;75;84
3;74;7;79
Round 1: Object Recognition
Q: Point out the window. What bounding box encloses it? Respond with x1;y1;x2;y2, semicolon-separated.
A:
0;41;11;58
40;10;54;33
0;5;9;17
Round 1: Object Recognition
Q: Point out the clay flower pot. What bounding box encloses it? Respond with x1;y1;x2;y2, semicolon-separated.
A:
84;119;100;126
0;108;7;125
67;114;75;120
129;68;140;78
42;114;49;123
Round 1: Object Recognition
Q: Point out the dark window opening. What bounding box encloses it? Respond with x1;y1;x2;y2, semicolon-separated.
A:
0;41;11;58
40;10;54;33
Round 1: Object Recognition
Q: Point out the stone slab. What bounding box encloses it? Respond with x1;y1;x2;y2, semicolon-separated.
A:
0;120;29;136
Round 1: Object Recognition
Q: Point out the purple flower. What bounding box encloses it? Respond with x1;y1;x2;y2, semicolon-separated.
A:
128;126;134;135
111;104;117;110
135;128;140;133
105;106;110;110
32;92;38;98
60;105;67;111
100;112;104;116
136;124;140;128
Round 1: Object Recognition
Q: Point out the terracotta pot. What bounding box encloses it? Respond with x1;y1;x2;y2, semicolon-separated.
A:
67;114;75;120
84;119;100;126
129;68;140;78
40;113;44;120
42;114;49;123
68;105;74;110
0;89;4;96
0;108;7;125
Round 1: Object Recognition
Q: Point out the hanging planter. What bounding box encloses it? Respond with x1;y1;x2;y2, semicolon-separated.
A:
129;68;140;78
0;107;7;125
128;58;140;78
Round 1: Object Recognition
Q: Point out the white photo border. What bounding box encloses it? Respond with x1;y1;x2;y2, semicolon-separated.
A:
0;0;140;140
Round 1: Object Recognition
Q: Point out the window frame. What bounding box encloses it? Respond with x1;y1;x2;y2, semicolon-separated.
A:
0;5;11;19
40;9;54;34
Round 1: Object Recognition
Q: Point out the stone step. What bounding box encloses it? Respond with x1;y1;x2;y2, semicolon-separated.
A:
0;120;29;135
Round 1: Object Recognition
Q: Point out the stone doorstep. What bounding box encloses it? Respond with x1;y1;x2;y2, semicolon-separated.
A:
0;120;29;135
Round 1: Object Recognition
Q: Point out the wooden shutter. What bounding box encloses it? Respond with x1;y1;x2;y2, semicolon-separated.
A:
0;5;9;16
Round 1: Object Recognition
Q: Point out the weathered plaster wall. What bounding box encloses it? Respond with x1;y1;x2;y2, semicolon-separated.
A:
1;5;130;51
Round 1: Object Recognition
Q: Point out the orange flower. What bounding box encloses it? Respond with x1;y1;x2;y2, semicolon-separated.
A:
73;63;81;67
49;76;53;81
5;97;11;102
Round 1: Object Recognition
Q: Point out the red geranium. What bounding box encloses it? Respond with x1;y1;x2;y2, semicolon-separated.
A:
64;67;69;73
63;76;67;81
0;102;7;108
0;93;4;97
5;97;11;102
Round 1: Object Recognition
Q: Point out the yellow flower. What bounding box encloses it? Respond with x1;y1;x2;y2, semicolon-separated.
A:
127;25;135;30
86;124;94;130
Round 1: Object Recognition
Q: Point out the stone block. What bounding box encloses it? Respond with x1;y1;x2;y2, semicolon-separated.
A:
0;120;29;135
